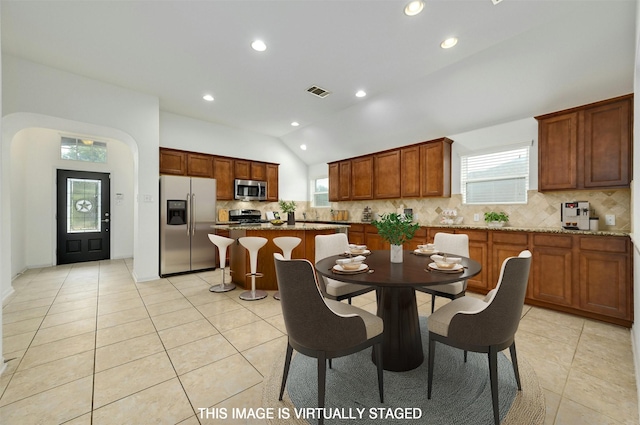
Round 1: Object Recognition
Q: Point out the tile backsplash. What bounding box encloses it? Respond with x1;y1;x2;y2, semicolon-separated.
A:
218;189;631;232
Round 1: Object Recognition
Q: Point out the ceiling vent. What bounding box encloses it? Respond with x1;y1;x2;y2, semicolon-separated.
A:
306;85;331;98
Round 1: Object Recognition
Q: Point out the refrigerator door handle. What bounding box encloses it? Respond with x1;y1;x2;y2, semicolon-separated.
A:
186;193;191;235
191;193;196;236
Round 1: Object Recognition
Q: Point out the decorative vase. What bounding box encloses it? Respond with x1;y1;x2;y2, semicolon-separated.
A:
390;244;403;263
287;212;295;225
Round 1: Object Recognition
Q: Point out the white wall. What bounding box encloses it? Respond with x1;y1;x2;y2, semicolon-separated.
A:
159;112;309;201
2;55;160;287
10;128;134;274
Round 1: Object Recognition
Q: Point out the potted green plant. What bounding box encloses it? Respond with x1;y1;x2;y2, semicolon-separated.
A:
484;211;509;228
279;199;297;225
372;212;420;263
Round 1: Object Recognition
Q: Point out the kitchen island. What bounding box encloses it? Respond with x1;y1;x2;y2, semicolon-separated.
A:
212;223;349;291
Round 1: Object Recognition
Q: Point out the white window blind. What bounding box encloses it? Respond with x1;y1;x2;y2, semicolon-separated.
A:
461;146;529;205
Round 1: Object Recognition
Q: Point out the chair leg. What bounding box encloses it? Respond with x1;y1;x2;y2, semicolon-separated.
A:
328;358;332;369
374;343;384;403
488;346;500;425
318;352;326;425
279;343;294;401
464;350;468;363
431;294;436;313
509;341;522;390
427;332;435;399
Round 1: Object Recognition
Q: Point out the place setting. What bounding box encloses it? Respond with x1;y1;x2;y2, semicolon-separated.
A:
332;255;370;274
412;243;439;256
426;254;464;273
343;244;371;257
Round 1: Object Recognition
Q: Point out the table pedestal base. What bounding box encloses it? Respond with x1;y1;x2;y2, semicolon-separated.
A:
374;287;423;371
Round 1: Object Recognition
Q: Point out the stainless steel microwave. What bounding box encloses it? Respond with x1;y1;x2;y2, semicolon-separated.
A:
234;179;267;201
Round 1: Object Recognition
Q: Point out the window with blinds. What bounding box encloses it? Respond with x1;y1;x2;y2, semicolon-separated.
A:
461;146;529;205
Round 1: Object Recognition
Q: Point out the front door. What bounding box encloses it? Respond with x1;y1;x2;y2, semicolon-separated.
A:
57;169;111;264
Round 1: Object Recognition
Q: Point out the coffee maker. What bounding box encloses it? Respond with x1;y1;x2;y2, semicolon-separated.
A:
561;201;590;230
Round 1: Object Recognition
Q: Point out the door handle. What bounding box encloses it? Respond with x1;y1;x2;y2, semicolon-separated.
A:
101;219;110;223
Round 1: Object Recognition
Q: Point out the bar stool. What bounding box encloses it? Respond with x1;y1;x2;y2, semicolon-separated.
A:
207;234;236;293
238;237;268;301
272;236;302;300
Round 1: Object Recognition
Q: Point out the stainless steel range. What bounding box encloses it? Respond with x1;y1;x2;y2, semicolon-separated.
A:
229;209;267;225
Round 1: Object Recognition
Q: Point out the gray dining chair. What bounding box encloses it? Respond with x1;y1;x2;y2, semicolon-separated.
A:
427;250;532;425
274;254;384;425
315;233;375;303
416;232;469;312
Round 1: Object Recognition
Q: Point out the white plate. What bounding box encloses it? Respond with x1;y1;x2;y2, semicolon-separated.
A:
333;264;368;273
345;249;371;256
414;249;437;255
428;262;463;272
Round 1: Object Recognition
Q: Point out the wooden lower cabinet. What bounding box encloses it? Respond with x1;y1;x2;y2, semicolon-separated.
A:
577;236;631;322
531;234;573;306
423;226;632;327
347;224;365;245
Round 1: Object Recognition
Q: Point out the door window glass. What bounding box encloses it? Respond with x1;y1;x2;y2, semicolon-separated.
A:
67;178;102;233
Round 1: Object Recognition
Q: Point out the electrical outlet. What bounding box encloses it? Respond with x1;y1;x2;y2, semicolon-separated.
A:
605;214;616;225
473;213;480;222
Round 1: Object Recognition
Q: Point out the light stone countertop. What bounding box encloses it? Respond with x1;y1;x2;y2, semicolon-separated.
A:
212;222;350;231
299;221;629;237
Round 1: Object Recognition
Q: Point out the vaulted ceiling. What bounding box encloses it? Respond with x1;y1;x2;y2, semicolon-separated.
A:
2;1;636;165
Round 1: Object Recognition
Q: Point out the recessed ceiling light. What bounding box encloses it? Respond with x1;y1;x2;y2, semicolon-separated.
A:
355;90;367;98
404;1;424;16
203;94;214;102
251;39;267;52
440;37;458;49
300;144;307;151
291;121;300;127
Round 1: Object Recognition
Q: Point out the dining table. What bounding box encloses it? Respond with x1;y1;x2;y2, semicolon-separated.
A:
315;249;481;372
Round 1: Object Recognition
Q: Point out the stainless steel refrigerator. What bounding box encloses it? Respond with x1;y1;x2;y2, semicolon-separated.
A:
160;175;217;276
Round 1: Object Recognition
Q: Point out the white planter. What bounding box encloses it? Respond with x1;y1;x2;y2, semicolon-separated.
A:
390;244;403;263
487;221;506;228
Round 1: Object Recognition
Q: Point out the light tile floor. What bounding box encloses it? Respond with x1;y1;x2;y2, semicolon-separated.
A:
0;259;638;424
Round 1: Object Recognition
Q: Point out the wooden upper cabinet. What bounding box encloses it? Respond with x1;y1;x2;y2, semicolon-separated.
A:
328;162;340;202
339;160;352;200
374;150;401;199
401;145;421;198
351;156;374;200
251;162;267;181
266;163;279;201
583;97;632;188
234;160;251;180
213;156;234;200
159;149;187;175
421;138;452;197
187;153;214;178
537;112;578;190
537;94;632;191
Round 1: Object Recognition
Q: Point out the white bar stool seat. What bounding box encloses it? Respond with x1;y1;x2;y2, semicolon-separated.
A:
272;236;302;300
238;236;268;301
207;234;236;293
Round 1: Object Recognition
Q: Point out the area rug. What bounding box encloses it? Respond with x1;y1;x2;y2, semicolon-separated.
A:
263;317;544;425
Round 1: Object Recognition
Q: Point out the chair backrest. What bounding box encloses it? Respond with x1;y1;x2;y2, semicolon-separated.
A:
433;232;469;257
315;233;349;262
448;250;532;346
274;254;368;351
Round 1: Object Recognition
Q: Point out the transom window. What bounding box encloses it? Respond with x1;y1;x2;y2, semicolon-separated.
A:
461;145;530;205
61;137;107;163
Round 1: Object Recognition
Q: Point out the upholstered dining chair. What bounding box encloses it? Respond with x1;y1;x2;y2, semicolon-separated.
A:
416;232;469;313
427;250;532;425
315;233;375;304
274;254;384;425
